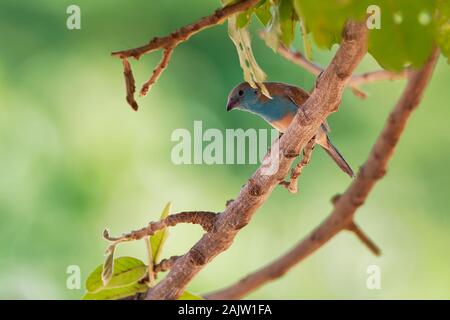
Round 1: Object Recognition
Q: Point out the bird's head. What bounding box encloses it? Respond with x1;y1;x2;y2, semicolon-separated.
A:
226;82;261;112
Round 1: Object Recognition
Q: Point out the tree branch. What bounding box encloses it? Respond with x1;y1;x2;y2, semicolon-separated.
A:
103;211;218;243
205;48;440;300
111;0;259;59
144;21;368;300
112;0;259;109
259;31;407;99
349;69;408;87
140;47;174;97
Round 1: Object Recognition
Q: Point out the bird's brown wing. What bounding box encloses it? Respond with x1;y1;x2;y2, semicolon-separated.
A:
284;85;310;107
264;82;331;132
263;82;310;107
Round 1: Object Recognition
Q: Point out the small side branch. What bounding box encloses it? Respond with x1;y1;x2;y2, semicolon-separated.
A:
279;136;315;193
346;222;381;256
350;69;408;87
140;47;174;97
103;211;218;243
122;58;138;111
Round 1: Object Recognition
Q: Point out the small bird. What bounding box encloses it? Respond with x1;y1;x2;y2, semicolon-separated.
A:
226;82;354;178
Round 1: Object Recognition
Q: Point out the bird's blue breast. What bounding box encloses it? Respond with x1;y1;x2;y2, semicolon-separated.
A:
247;96;298;122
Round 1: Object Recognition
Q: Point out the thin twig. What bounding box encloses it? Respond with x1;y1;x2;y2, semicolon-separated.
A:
122;58;138;111
279;136;315;193
350;69;408;87
346;222;381;256
205;48;440;300
140;47;174;97
103;211;218;243
349;86;369;99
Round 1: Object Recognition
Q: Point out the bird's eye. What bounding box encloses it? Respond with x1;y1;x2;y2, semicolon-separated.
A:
238;90;244;96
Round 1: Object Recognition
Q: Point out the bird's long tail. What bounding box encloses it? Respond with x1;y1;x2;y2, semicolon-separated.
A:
320;136;355;178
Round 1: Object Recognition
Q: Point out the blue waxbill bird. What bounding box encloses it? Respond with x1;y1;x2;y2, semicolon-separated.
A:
226;82;354;178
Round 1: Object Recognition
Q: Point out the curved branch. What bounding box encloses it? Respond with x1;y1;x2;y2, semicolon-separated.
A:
103;211;218;243
144;21;368;300
111;0;259;59
205;48;440;300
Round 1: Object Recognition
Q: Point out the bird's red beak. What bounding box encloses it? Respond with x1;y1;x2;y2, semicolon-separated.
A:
226;97;238;111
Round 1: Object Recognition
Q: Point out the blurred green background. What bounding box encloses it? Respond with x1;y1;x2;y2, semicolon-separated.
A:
0;0;449;299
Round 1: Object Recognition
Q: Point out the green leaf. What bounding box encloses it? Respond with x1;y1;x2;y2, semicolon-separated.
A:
150;202;171;264
86;256;147;293
178;291;204;300
279;0;297;47
237;8;254;29
294;0;438;70
368;0;437;71
294;0;366;49
436;0;450;62
82;283;148;300
255;0;272;26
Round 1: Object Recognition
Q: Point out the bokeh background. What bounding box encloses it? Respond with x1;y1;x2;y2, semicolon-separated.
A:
0;0;449;299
